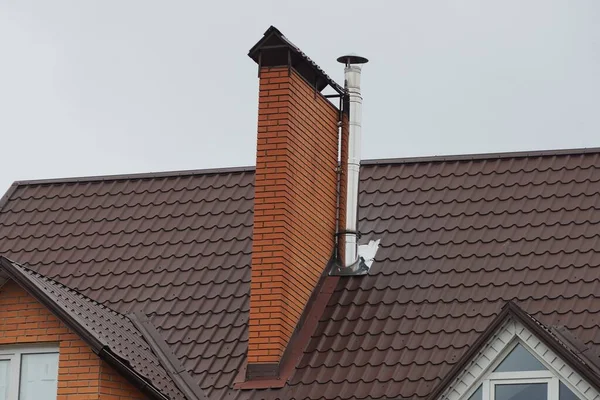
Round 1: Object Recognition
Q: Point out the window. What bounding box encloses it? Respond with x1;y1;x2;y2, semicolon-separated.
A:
463;342;582;400
0;346;59;400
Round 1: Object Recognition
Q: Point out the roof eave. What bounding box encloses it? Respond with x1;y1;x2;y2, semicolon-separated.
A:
0;257;172;400
99;348;171;400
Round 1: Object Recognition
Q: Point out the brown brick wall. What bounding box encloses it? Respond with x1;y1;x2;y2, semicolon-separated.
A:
0;281;147;400
99;360;147;399
249;66;341;364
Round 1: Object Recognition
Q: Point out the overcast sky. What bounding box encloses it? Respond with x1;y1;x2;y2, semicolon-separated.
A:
1;1;599;192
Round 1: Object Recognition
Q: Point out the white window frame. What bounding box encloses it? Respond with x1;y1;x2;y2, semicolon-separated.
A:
487;376;559;400
0;344;59;400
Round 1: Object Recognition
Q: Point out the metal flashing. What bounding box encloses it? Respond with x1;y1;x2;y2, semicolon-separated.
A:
129;312;209;400
331;239;381;276
248;25;344;94
236;264;340;389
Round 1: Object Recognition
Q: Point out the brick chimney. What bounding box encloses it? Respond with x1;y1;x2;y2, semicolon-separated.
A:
246;27;346;374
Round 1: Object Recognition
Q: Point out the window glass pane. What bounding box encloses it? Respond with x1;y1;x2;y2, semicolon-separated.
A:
19;353;59;400
494;344;547;372
468;385;482;400
0;360;9;400
495;383;547;400
560;382;580;400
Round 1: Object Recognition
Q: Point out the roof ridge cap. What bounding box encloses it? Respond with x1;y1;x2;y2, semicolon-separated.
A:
363;146;600;166
11;165;256;186
5;146;600;189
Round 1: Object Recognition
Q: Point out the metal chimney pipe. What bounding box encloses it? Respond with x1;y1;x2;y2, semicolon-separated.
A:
337;54;368;268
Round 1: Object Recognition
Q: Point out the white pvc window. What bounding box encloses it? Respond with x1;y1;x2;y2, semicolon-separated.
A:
464;342;582;400
0;346;59;400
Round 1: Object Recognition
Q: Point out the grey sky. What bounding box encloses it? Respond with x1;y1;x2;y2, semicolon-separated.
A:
1;1;599;193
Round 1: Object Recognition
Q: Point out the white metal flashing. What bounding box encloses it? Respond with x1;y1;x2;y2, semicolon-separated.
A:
358;239;381;269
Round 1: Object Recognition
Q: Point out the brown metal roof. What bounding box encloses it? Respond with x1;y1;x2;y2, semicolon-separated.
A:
0;257;189;400
0;169;255;400
1;148;600;399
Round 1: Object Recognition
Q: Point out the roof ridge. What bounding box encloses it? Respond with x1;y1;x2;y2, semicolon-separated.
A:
11;165;256;186
6;146;600;189
363;146;600;166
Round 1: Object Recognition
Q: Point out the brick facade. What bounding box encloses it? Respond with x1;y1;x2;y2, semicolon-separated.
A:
0;280;147;400
249;66;342;364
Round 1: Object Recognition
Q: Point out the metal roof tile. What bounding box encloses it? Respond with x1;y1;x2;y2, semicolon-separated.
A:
1;150;600;398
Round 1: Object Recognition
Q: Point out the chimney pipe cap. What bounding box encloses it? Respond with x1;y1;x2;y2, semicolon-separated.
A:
336;54;369;65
